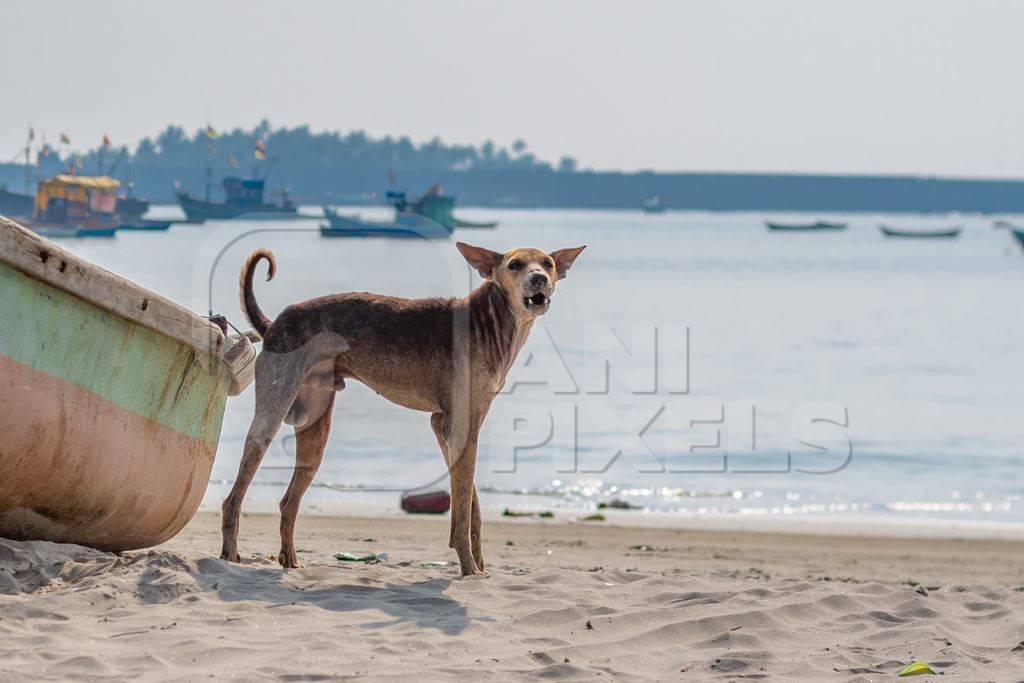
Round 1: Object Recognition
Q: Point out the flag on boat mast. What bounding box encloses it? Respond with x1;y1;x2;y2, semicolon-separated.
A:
59;132;70;144
253;138;266;160
102;134;111;147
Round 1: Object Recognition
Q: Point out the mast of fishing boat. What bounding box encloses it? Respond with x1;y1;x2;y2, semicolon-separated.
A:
23;126;33;194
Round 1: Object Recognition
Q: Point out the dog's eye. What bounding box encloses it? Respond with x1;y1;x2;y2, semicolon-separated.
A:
543;259;554;270
508;260;522;271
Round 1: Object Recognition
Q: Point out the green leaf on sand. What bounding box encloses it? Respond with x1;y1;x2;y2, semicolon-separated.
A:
898;661;937;677
334;552;387;563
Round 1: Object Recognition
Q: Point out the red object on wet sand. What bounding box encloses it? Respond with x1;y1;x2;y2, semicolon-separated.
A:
401;488;451;514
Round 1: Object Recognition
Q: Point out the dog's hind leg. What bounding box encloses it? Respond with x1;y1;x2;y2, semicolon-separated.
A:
221;355;307;563
278;389;335;569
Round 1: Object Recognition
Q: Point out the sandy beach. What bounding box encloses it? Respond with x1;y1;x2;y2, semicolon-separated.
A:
2;511;1023;680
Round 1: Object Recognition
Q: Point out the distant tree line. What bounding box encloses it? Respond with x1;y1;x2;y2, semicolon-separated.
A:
63;120;580;174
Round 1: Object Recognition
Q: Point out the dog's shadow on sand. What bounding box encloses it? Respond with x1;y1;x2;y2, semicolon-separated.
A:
132;554;472;636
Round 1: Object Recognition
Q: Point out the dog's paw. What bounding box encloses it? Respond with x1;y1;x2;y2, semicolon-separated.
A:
220;550;241;563
458;570;489;580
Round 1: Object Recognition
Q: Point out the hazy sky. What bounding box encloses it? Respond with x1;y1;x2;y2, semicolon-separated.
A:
3;0;1023;177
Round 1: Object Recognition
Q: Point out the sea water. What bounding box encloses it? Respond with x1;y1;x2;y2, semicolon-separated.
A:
60;206;1024;528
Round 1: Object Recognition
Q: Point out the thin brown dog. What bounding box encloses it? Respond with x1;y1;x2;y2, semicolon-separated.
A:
220;242;585;575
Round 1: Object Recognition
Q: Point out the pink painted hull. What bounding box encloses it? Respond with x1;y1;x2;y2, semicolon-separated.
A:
0;355;216;550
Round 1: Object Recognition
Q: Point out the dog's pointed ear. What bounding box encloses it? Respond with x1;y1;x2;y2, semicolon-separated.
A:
550;246;586;280
456;242;504;280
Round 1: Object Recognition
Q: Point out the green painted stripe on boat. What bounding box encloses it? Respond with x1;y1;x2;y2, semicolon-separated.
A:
0;262;227;443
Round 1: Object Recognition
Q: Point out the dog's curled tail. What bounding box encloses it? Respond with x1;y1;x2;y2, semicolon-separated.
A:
239;248;276;338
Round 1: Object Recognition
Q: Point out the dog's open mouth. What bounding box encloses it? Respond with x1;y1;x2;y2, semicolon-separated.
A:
524;292;549;309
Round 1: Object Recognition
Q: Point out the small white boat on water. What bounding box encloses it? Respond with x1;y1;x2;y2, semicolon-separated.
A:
320;205;452;238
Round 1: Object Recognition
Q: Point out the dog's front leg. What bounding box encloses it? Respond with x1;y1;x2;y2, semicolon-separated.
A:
448;437;482;576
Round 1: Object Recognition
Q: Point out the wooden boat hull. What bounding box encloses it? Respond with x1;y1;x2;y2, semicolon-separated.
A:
880;225;960;239
0;217;253;551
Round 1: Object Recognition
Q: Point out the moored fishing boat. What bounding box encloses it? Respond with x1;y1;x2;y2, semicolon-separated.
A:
320;205;451;238
117;218;172;231
766;220;847;231
28;224;118;238
643;195;666;214
176;176;297;223
16;174;123;238
116;195;150;222
389;185;498;230
0;216;255;551
879;225;961;239
0;186;35;217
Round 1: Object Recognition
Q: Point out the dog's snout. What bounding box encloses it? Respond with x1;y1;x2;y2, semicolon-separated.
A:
529;272;549;288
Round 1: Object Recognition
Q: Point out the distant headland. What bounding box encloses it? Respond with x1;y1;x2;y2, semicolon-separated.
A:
4;122;1024;213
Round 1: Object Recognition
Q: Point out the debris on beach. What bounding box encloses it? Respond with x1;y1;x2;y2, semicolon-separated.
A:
581;514;606;522
898;661;937;677
334;552;388;563
502;509;554;518
597;499;641;510
400;487;450;514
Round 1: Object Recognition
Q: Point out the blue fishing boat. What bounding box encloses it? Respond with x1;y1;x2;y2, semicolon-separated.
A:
393;186;498;229
320;206;451;238
176;176;296;223
0;186;34;217
643;195;666;214
117;195;149;222
27;224;117;238
320;185;492;238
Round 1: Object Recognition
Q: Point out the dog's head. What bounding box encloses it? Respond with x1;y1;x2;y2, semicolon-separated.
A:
457;242;586;317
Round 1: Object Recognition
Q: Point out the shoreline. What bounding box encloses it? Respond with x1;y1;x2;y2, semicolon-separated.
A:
197;497;1024;542
178;510;1024;587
